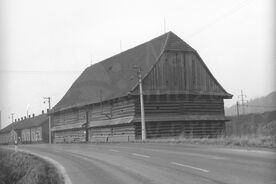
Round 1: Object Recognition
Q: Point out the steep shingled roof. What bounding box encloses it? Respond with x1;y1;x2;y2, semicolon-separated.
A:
0;114;48;133
51;31;230;113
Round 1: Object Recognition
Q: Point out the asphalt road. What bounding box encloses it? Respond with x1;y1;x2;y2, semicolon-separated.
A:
3;143;276;184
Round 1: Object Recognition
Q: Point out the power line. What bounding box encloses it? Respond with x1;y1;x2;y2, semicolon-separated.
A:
185;0;255;40
246;105;276;108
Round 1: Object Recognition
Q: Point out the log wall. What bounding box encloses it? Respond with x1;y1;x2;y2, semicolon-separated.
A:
88;124;135;142
88;99;136;142
136;95;224;116
88;99;135;123
135;121;225;139
134;94;226;139
53;129;86;143
52;98;136;143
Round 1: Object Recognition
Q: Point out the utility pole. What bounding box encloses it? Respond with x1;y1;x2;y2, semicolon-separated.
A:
134;66;146;140
44;97;51;144
11;113;14;123
9;113;15;143
236;101;240;117
0;110;1;130
27;104;30;117
238;90;247;115
10;113;17;150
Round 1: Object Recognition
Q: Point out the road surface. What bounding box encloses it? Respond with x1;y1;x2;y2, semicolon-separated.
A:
2;143;276;184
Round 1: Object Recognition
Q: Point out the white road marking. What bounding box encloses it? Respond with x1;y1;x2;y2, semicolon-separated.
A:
109;149;120;152
171;162;209;173
69;153;91;161
110;146;227;160
132;153;150;158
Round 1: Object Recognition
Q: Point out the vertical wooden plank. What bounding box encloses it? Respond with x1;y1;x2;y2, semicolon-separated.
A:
183;53;186;90
177;53;182;90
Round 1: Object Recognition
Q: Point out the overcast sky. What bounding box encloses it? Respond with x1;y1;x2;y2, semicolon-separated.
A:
0;0;275;128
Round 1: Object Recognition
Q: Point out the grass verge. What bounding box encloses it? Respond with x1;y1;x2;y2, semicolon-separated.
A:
133;135;276;149
0;148;64;184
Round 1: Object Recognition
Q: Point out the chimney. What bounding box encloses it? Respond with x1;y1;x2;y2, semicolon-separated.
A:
32;113;35;117
42;110;44;114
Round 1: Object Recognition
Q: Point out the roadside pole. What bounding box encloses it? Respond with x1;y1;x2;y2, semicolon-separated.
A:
44;97;51;144
135;67;146;140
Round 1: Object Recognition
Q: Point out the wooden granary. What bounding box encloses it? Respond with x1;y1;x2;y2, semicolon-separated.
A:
50;31;232;143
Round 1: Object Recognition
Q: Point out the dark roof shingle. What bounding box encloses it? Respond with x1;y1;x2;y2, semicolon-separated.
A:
0;114;48;133
52;32;179;112
51;31;230;113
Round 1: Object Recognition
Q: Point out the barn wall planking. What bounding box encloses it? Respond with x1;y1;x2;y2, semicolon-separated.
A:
135;121;225;139
51;98;136;143
52;98;135;127
88;98;136;122
135;95;224;116
141;51;224;94
88;124;135;142
53;129;86;143
87;98;136;142
51;94;226;142
133;94;226;139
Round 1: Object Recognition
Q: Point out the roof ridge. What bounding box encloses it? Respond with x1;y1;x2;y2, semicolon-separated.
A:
162;31;172;51
164;31;195;52
87;32;170;69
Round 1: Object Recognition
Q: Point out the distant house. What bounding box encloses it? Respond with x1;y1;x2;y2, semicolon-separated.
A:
0;112;49;144
50;31;232;143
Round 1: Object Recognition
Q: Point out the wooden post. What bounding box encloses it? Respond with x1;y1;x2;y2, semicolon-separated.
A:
236;101;240;117
44;97;51;144
49;116;51;144
138;67;146;140
85;111;89;142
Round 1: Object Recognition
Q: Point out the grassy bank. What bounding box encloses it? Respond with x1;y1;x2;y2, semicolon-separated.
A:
0;148;64;184
134;135;276;149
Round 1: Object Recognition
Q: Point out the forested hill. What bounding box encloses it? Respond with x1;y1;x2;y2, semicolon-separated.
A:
225;91;276;116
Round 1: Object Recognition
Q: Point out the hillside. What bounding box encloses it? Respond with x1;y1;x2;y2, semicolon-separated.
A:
226;111;276;136
225;91;276;116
